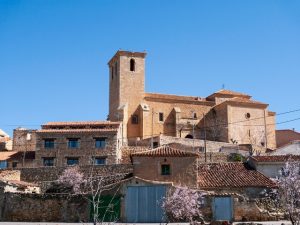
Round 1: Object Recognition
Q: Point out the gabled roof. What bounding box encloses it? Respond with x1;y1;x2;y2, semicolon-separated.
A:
207;89;251;99
198;163;276;189
250;155;300;162
131;145;199;157
43;121;120;126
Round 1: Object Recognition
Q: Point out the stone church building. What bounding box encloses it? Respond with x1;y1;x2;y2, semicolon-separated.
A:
108;50;276;149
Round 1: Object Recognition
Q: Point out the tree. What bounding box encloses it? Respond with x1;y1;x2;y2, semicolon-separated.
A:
57;166;127;225
277;161;300;225
161;186;205;223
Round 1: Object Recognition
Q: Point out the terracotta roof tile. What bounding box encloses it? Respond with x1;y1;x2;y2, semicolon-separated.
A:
44;121;120;126
250;155;300;162
131;145;200;157
198;163;276;188
215;89;250;97
37;128;118;133
0;151;18;161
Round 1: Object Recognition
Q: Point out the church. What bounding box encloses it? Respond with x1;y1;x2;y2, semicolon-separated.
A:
108;50;276;150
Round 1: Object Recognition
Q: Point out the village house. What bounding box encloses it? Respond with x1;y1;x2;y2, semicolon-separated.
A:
276;129;300;148
107;50;277;150
247;155;300;178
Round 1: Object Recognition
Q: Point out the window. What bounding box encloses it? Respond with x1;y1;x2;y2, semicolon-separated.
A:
67;157;79;166
115;61;118;77
95;138;106;148
130;58;135;71
94;157;106;165
12;162;18;168
159;112;164;122
111;66;114;80
0;161;7;169
43;157;54;167
193;112;197;119
44;139;55;149
132;115;139;124
153;142;159;148
245;113;251;119
68;138;80;148
161;164;171;175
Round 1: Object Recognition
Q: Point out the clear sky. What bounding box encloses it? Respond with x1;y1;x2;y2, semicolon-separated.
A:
1;0;300;136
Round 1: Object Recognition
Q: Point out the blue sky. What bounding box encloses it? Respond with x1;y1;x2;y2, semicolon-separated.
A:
0;0;300;136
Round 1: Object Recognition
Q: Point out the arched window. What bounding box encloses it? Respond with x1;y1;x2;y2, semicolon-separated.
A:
185;134;193;139
130;58;135;71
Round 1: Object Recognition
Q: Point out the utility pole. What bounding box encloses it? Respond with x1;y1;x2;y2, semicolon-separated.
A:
203;113;207;162
151;109;154;149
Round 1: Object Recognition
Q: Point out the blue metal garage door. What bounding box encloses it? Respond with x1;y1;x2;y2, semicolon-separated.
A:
213;196;233;221
125;185;166;223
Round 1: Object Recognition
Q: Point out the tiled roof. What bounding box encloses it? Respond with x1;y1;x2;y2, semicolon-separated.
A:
0;151;35;161
37;128;118;133
131;145;200;157
0;151;18;161
44;121;120;126
198;163;276;188
6;180;38;187
215;89;250;97
229;97;267;105
250;155;300;162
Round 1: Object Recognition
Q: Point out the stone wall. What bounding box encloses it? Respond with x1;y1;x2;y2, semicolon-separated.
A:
0;192;89;222
34;129;120;166
20;164;133;183
12;129;37;152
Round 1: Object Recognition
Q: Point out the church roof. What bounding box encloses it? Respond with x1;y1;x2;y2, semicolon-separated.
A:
131;145;199;157
207;89;251;100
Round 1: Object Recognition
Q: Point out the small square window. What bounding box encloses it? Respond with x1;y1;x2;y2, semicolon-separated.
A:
161;164;170;175
44;139;55;149
67;158;79;166
159;113;164;122
95;138;106;148
132;115;139;124
12;162;18;168
68;138;80;148
43;158;54;167
94;157;106;165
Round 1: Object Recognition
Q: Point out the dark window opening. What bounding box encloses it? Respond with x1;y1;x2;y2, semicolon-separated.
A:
245;113;251;119
161;164;171;175
193;112;197;119
153;142;159;148
44;139;55;149
95;138;106;148
12;162;18;168
68;138;80;148
94;157;106;165
185;134;193;139
159;112;164;122
67;158;79;166
43;158;54;167
132;115;139;124
130;58;135;71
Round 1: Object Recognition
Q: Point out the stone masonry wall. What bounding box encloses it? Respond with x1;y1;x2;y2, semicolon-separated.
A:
0;193;89;222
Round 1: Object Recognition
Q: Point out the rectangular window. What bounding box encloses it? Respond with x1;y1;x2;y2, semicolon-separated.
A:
159;112;164;122
0;161;7;169
132;115;139;124
95;138;106;148
68;138;80;148
44;139;55;149
43;157;54;167
94;157;106;165
12;162;18;168
161;164;171;175
67;157;79;166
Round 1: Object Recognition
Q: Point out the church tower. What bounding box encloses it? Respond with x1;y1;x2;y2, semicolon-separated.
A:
108;50;146;122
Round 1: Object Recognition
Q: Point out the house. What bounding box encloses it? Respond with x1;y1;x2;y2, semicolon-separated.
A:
131;145;199;188
0;180;40;194
276;129;300;148
197;163;277;221
0;129;12;151
247;155;300;178
12;121;123;167
107;50;276;150
270;140;300;155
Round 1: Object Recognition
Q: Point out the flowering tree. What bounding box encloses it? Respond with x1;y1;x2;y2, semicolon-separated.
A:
57;166;126;225
161;186;205;223
277;161;300;225
58;166;85;193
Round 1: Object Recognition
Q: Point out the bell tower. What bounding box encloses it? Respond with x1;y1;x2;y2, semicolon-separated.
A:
108;50;146;122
